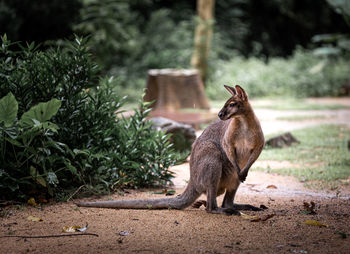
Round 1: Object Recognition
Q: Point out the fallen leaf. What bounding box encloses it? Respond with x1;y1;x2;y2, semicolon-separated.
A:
165;190;176;196
336;231;350;239
77;223;88;232
267;185;277;189
250;213;275;222
152;189;176;196
260;213;276;222
304;220;328;227
27;198;39;207
152;189;168;194
62;226;80;233
240;212;259;221
27;216;43;222
62;223;88;233
303;201;316;214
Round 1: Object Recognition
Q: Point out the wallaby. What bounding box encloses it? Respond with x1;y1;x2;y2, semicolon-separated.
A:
76;85;265;215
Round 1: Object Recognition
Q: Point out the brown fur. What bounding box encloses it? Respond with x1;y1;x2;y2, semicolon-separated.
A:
76;85;264;215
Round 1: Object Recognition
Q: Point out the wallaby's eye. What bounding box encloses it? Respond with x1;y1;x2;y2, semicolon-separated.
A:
229;102;236;107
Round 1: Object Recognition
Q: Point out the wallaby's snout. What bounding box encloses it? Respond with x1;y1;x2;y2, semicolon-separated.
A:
218;110;225;120
218;102;237;120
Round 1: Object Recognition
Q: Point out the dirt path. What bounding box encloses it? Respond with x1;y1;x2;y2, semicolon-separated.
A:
1;186;349;254
1;98;350;253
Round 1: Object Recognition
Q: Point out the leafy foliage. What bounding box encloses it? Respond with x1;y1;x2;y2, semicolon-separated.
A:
111;102;176;188
0;92;17;127
207;48;350;99
0;93;64;198
19;99;61;128
0;35;178;201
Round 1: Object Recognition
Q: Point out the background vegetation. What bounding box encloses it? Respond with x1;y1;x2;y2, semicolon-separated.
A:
1;0;349;102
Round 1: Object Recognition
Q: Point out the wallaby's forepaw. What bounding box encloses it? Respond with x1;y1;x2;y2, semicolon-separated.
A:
239;172;247;182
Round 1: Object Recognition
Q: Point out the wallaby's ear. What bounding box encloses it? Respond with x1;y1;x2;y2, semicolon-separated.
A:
224;85;237;96
235;85;248;101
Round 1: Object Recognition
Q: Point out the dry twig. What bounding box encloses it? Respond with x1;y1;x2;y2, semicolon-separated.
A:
0;233;99;239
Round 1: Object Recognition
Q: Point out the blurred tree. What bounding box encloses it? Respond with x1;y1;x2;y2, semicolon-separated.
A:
75;0;194;96
215;0;349;57
0;0;81;43
191;0;215;83
327;0;350;26
74;0;139;71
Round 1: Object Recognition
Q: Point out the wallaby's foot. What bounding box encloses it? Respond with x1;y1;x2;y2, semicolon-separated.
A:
206;207;240;216
231;203;267;211
192;200;207;208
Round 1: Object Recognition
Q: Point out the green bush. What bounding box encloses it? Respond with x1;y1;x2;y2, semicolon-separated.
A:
0;35;178;201
206;48;350;99
0;94;66;198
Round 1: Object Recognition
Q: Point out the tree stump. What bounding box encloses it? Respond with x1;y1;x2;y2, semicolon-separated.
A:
143;69;210;112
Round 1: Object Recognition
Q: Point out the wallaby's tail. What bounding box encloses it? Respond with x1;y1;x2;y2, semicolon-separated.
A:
75;183;200;210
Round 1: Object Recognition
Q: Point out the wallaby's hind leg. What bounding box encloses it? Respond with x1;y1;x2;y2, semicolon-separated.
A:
206;184;240;215
221;189;237;208
222;189;263;211
206;187;240;215
203;167;239;214
192;141;240;215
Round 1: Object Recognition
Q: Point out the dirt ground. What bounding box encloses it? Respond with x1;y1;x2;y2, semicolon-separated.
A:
1;98;350;254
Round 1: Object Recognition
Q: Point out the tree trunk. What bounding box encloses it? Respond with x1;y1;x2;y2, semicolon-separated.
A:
191;0;215;84
143;69;210;112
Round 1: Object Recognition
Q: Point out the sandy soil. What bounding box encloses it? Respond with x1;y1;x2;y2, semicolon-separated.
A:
1;181;350;254
1;98;350;253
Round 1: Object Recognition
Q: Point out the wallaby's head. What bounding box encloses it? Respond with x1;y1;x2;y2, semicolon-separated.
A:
218;85;249;120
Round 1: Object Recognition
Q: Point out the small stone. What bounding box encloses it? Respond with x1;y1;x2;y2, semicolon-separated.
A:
119;231;130;236
149;117;196;152
266;132;300;148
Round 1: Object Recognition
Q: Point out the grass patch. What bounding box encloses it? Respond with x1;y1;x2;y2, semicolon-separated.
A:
253;125;350;184
276;115;326;121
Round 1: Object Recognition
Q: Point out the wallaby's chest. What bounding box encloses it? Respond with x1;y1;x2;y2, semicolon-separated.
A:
222;119;262;167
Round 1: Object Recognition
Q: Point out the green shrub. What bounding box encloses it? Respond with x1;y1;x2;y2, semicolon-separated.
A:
108;102;176;188
207;48;350;99
0;35;178;201
0;93;67;199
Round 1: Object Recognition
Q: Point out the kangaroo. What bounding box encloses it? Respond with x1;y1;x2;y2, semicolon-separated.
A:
76;85;265;215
